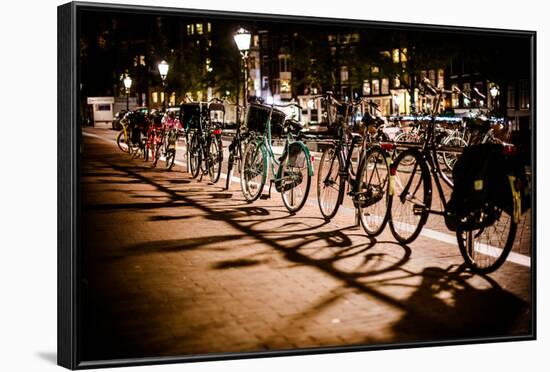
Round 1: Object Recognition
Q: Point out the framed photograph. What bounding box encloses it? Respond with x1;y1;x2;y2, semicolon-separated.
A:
58;1;536;369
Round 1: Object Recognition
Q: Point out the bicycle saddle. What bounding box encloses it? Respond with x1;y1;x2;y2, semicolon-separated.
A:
285;118;304;133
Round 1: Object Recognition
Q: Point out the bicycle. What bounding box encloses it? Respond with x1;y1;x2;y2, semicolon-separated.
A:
316;92;393;236
240;100;313;213
186;100;224;183
225;103;248;190
389;78;519;273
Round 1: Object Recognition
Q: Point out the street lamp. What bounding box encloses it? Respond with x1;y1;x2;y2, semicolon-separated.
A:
233;28;251;123
123;75;132;111
157;60;169;111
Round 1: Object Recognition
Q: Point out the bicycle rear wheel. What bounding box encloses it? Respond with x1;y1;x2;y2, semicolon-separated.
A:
280;145;311;213
456;186;518;273
241;141;267;202
357;146;392;237
317;146;344;219
208;137;223;183
389;149;432;244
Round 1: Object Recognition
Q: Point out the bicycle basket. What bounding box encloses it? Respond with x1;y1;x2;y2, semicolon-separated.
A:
245;103;286;136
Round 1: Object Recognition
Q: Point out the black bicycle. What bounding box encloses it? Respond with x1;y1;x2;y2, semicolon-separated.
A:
316;92;393;236
183;100;224;183
390;79;518;273
225;102;247;190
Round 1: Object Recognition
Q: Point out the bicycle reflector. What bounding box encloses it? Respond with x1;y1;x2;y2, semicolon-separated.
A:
311;155;315;163
212;129;222;135
502;144;516;155
390;164;397;176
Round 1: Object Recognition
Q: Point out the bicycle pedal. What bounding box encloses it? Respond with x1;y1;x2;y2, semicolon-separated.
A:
413;204;425;215
260;194;270;200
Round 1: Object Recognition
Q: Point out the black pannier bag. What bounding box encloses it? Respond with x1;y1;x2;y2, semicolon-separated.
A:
444;143;530;231
245;103;286;137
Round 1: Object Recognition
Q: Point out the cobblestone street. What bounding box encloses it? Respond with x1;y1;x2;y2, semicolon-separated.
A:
80;128;532;361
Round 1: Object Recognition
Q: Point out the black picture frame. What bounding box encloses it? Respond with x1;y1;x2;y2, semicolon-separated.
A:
58;1;536;369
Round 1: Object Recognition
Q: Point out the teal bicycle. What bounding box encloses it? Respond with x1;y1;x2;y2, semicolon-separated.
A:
240;101;314;213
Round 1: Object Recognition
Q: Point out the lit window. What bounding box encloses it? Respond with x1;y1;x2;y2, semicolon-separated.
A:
279;54;290;72
371;66;379;75
196;23;203;35
152;92;158;104
437;69;445;87
170;92;176;106
207;22;211;33
428;70;436;86
187;24;194;35
363;80;371;96
519;79;529;110
381;78;389;94
340;66;349;83
401;48;407;62
280;79;291;93
372;80;380;95
393;76;400;88
381;51;391;58
139;55;146;66
160;92;165;104
392;49;400;63
451;84;459;108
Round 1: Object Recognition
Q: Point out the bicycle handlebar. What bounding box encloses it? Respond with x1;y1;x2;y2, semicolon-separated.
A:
273;102;303;110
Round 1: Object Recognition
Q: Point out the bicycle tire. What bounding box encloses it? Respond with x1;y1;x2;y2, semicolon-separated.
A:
317;146;344;220
165;149;176;170
456;182;518;273
357;146;392;237
241;141;267;202
116;129;129;153
209;137;223;183
280;145;311;213
189;134;201;178
389;149;432;244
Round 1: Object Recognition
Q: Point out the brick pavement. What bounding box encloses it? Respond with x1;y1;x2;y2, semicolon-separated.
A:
80;128;533;361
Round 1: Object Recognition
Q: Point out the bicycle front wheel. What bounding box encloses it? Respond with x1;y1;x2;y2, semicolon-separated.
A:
189;134;201;178
165;149;176;170
357;146;392;236
208;137;223;183
317;146;343;219
280;144;311;213
241;141;267;202
389;149;432;244
116;129;129;153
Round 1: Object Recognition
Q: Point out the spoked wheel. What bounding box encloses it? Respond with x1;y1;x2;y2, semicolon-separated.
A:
394;132;421;166
456;191;518;274
442;136;467;173
280;145;311;213
208;137;223;183
240;141;267;202
165;149;176;170
152;142;161;168
317;147;343;219
225;140;242;190
189;134;201;179
116;130;129;153
389;149;432;244
356;146;392;236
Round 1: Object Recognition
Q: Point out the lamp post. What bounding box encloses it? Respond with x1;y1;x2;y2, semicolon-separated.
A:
123;75;132;111
233;28;252;124
157;60;169;111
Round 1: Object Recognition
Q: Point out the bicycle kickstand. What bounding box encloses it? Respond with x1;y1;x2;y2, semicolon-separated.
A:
260;180;273;200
